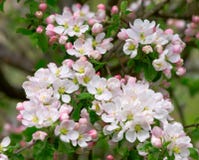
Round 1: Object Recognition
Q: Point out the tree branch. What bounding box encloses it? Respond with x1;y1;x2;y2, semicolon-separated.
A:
143;0;169;18
0;44;34;74
0;67;26;100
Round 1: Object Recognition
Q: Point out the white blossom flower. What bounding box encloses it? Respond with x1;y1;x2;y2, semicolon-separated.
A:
87;76;112;101
55;120;79;143
123;39;138;58
0;137;10;153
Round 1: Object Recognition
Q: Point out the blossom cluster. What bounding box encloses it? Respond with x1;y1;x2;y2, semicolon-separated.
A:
16;58;193;159
43;4;113;60
17;58;99;148
0;137;11;160
118;19;186;77
185;15;199;41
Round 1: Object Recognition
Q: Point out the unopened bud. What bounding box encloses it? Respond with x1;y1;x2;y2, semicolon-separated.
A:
36;26;43;34
35;11;43;19
111;6;119;14
92;23;103;34
106;155;114;160
88;129;98;139
32;131;47;141
39;2;47;12
97;4;106;10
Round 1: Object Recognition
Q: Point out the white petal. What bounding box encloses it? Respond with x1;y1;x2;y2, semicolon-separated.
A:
125;130;136;143
1;137;11;147
137;130;150;142
68;131;79;140
62;94;71;103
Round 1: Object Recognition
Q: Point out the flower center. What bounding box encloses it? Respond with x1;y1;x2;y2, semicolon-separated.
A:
60;128;68;135
135;124;142;132
128;44;136;51
73;25;80;32
58;87;65;94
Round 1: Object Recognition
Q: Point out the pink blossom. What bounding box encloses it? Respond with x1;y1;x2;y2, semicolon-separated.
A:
111;6;119;14
39;3;47;12
32;131;48;141
36;26;43;33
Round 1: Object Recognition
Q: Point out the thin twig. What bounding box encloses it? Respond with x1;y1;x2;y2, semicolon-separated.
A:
184;123;199;129
143;0;169;18
14;141;36;154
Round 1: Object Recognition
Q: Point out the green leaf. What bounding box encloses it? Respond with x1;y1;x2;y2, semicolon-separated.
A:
16;28;33;35
120;0;128;13
89;110;100;124
29;1;39;14
10;154;24;160
143;62;158;82
0;0;6;12
77;92;94;101
189;148;199;160
90;59;106;71
37;33;49;53
33;141;54;160
46;0;58;6
23;127;38;141
128;150;143;160
58;140;75;155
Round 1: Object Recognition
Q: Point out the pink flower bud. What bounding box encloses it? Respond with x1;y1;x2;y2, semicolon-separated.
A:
185;28;194;36
156;45;163;54
117;29;128;40
62;59;74;68
60;113;69;121
20;140;26;147
151;136;162;148
173;44;182;54
163;69;171;78
121;78;126;83
176;67;186;76
175;59;184;67
88;141;96;148
36;26;43;34
97;4;106;10
192;15;199;23
32;131;47;141
114;74;121;80
59;35;68;44
46;15;55;24
79;118;88;125
14;126;25;133
151;127;163;138
88;19;97;26
96;71;101;76
17;114;23;121
111;6;119;14
90;51;102;60
16;102;24;111
35;11;43;19
142;45;153;54
196;32;199;39
80;56;87;61
49;35;57;45
106;155;114;160
127;76;136;84
74;3;81;9
92;23;103;34
190;22;197;28
164;28;174;35
88;129;98;139
39;3;47;12
65;42;73;50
